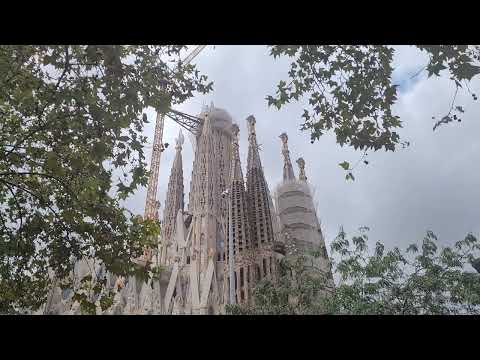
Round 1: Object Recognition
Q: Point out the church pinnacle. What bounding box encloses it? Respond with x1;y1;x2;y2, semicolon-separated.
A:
162;129;185;264
245;115;276;281
230;124;244;181
226;124;253;303
296;157;307;182
246;115;262;171
279;132;295;181
192;110;218;213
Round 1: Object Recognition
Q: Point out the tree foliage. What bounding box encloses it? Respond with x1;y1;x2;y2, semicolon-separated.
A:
226;254;334;315
227;228;480;315
267;45;480;155
0;45;212;313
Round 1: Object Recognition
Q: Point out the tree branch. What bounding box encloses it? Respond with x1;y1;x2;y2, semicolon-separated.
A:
3;180;24;231
4;46;71;158
0;179;58;217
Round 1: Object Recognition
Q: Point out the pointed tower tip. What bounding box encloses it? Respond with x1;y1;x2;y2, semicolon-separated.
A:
280;132;295;181
296;157;307;181
246;116;262;170
231;123;240;136
176;129;185;149
247;115;256;137
230;123;243;182
201;108;213;136
201;102;208;114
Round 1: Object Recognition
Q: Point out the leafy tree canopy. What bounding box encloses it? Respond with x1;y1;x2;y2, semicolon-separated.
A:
0;45;212;313
267;45;480;177
227;228;480;315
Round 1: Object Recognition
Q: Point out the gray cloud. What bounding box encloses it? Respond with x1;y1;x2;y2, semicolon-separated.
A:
125;45;480;252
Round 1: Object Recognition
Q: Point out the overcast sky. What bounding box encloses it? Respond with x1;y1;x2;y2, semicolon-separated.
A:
124;45;480;252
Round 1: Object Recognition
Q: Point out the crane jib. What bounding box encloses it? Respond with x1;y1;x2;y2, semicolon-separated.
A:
143;45;207;221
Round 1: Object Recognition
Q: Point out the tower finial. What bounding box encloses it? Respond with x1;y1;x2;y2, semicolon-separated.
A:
175;129;184;150
201;101;208;114
230;124;243;181
296;157;307;182
246;115;262;170
279;132;295;181
247;115;256;125
231;123;240;138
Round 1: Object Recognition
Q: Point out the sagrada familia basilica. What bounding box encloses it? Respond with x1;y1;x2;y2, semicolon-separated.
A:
40;104;333;315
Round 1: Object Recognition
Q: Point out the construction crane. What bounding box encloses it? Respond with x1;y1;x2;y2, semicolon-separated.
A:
144;45;207;221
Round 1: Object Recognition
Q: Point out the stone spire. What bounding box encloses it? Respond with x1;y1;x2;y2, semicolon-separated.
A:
230;124;244;182
204;112;218;217
188;110;220;275
192;111;218;214
245;115;276;281
246;115;262;170
279;133;295;181
226;124;253;304
161;129;185;263
184;106;233;314
296;157;307;182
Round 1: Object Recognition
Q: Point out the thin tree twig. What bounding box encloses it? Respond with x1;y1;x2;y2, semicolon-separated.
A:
3;181;23;231
433;85;460;131
409;64;428;80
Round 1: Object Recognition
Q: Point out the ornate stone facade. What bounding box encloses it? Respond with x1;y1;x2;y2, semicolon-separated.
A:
41;105;333;315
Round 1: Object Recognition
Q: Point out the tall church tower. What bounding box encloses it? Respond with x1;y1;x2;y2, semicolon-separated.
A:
274;133;334;297
225;124;255;304
161;130;185;265
187;111;220;313
245;116;276;282
183;104;233;314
